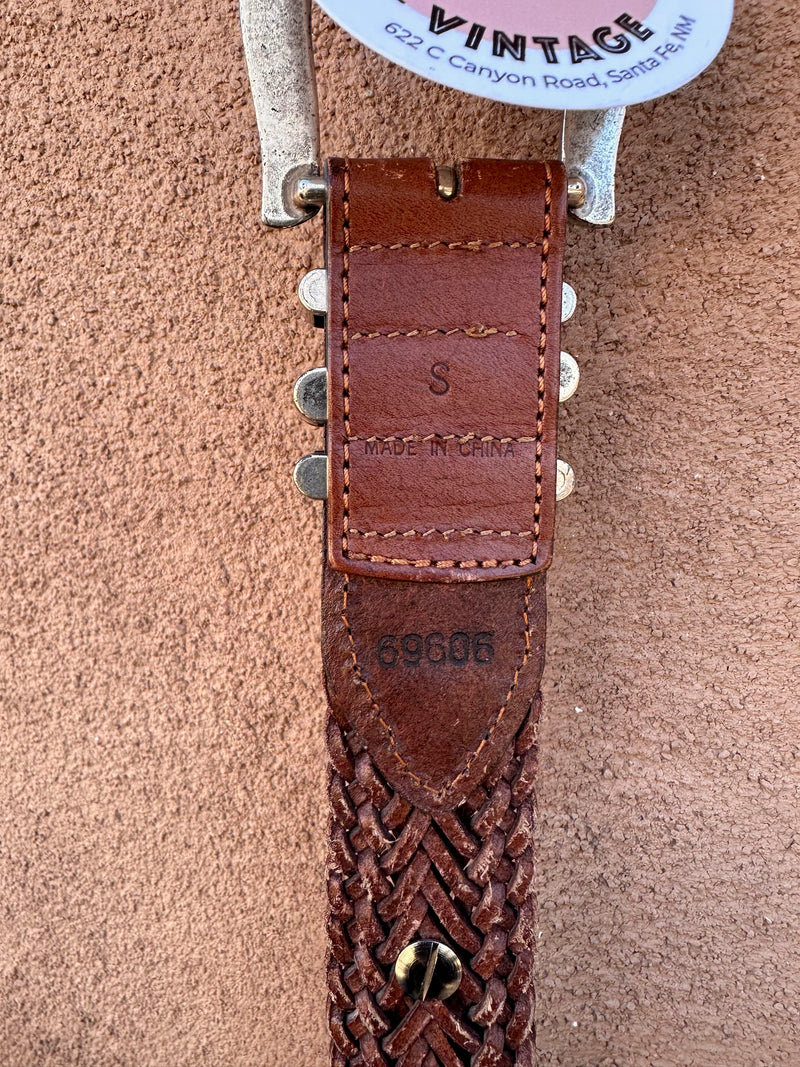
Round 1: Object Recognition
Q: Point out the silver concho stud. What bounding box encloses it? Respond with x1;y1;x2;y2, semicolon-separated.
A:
293;452;328;500
559;351;580;403
556;459;575;501
293;366;328;425
562;281;577;322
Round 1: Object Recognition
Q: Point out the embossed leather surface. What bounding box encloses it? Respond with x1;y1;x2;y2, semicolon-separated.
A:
322;159;566;1066
325;158;566;582
323;567;546;813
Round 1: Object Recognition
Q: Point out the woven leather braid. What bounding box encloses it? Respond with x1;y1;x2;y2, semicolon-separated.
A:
326;694;541;1067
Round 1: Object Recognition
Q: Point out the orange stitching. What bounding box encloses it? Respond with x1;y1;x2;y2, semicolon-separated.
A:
339;162;553;572
349;433;536;444
349;239;546;250
342;162;351;558
341;576;533;797
351;327;519;340
345;553;536;568
350;529;533;540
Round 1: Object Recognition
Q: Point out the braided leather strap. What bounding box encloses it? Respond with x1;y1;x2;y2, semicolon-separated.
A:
321;158;566;1066
326;696;540;1067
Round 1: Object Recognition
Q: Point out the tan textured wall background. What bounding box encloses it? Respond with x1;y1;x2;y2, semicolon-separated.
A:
1;2;799;1065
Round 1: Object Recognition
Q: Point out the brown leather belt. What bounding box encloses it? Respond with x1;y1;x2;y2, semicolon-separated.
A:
321;157;567;1065
236;7;737;1060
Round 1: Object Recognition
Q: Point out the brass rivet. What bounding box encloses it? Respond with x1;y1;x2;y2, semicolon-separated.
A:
567;176;587;209
394;941;462;1002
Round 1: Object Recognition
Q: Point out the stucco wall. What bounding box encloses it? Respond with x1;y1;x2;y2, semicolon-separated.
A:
1;2;799;1065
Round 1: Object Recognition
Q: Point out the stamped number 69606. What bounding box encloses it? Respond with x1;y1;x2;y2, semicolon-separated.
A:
377;631;494;668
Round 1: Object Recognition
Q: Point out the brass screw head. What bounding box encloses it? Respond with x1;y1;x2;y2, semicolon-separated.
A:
394;941;462;1002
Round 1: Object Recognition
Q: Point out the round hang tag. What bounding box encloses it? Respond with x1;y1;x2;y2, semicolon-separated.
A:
315;0;734;110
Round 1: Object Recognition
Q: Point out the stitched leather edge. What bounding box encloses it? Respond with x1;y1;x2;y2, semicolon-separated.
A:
340;575;532;800
338;160;553;573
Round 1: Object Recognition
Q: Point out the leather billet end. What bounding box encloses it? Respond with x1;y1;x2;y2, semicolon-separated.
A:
323;157;567;583
322;564;546;814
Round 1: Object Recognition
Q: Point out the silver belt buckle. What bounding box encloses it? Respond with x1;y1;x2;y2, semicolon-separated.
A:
239;0;625;228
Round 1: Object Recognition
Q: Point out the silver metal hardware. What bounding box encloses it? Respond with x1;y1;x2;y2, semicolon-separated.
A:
293;367;328;425
298;269;328;316
436;165;458;201
266;166;595;219
240;1;625;230
240;0;319;227
294;174;328;208
562;282;577;323
567;178;587;210
562;108;626;226
293;452;328;499
394;941;462;1002
556;459;575;501
559;352;580;404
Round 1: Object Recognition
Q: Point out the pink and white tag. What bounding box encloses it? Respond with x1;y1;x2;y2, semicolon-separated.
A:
315;0;734;109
